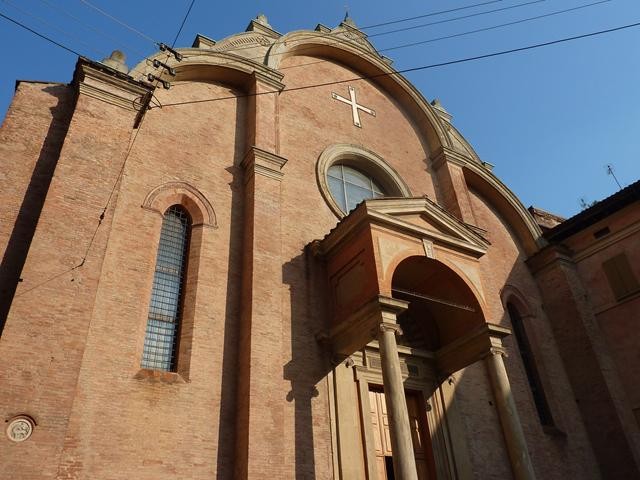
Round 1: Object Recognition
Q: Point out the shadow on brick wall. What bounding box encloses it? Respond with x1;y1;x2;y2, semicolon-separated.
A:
0;85;74;335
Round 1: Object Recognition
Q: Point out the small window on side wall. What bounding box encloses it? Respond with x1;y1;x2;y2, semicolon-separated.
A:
141;205;191;372
602;253;640;301
506;302;554;427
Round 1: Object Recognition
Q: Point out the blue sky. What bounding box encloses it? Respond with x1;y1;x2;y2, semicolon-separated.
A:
1;0;638;217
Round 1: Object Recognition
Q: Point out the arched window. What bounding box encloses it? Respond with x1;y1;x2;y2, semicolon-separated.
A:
506;302;554;426
141;205;191;372
327;163;386;213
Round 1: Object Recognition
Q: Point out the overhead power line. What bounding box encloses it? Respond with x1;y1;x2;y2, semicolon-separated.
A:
2;0;105;57
361;0;505;29
0;10;83;57
78;0;159;45
172;0;196;48
381;0;611;53
185;0;546;59
156;19;640;108
168;0;611;81
367;0;547;39
35;0;149;58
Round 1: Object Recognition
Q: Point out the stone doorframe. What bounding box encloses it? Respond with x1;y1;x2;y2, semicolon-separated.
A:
351;342;473;480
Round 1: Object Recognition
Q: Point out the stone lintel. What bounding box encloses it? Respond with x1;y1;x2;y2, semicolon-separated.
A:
75;59;150;111
436;323;511;375
242;146;287;182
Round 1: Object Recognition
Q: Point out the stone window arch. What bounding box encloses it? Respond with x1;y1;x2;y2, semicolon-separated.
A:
501;288;556;428
317;144;411;217
137;182;216;381
141;205;191;372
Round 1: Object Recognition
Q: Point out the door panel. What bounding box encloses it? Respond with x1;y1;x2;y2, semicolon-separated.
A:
369;388;434;479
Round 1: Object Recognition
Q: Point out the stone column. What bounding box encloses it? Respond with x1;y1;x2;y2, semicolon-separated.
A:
485;348;536;480
378;317;419;480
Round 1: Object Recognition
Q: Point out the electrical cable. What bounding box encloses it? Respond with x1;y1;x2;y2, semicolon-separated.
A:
0;10;83;57
35;0;149;58
177;0;548;59
168;0;611;85
360;0;504;29
367;0;548;39
78;0;159;45
381;0;611;53
172;0;196;48
2;0;105;57
156;19;640;109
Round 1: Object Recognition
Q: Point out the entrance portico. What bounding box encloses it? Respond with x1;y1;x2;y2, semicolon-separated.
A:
313;197;536;479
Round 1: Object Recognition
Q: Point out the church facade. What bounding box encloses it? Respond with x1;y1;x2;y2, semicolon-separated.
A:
1;15;639;480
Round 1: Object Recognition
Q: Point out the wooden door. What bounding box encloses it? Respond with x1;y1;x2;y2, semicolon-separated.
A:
369;389;435;479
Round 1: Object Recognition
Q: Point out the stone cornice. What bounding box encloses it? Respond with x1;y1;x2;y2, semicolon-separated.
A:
130;50;285;92
242;146;287;182
74;59;150;111
525;244;575;275
317;197;489;259
463;160;545;254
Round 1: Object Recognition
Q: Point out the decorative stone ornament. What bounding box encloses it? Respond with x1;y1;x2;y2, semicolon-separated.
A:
331;86;376;128
6;415;35;442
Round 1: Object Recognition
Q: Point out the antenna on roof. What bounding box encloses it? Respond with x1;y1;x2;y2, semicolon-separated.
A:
606;164;622;190
343;4;350;22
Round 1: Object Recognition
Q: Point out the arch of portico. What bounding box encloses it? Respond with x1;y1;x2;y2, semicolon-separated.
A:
314;197;536;479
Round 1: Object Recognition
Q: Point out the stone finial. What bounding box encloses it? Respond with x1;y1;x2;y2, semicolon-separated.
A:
342;13;357;28
431;98;453;123
255;14;271;28
100;50;129;74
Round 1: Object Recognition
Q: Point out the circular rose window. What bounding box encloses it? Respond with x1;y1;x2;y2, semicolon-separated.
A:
327;163;386;213
317;144;412;218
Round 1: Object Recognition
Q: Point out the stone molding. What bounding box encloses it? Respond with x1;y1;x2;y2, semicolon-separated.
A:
317;197;489;259
463;159;545;254
242;146;288;182
316;143;412;218
142;181;217;228
75;60;150;111
430;146;469;170
265;30;451;150
130;50;285;92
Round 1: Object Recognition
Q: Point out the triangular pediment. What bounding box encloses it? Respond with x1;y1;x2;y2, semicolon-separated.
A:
318;197;489;258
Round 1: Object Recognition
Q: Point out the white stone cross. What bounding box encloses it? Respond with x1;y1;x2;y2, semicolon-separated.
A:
331;85;376;128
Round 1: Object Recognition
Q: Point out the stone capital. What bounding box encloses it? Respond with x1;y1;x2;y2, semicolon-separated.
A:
379;322;403;336
242;146;287;182
429;146;469;170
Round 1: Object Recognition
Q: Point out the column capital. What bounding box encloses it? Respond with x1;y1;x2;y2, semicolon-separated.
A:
429;146;469;170
242;146;287;182
379;322;403;336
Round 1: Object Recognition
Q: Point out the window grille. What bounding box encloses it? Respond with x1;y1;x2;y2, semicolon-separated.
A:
141;205;191;371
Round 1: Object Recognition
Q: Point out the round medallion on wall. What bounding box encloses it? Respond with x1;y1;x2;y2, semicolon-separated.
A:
6;415;35;442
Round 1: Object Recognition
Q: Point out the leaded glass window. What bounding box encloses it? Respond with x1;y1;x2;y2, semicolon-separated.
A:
327;164;386;213
141;205;191;371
